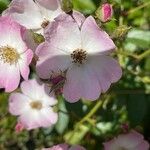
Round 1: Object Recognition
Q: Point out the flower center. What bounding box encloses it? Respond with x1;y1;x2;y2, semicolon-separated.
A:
41;20;50;28
0;46;19;64
71;49;87;64
30;101;42;110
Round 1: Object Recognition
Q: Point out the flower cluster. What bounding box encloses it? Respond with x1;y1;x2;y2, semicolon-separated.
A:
0;0;149;149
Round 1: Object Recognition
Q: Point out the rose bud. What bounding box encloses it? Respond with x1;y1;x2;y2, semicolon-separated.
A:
96;3;113;23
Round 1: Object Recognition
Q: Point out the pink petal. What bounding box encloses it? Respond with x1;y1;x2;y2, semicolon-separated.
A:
43;144;69;150
0;62;20;92
36;42;71;79
3;0;43;30
9;93;30;115
36;0;61;10
81;16;116;54
22;30;38;51
39;107;58;126
116;130;144;149
35;0;62;22
0;16;27;53
134;140;150;150
88;55;122;93
103;138;118;150
19;107;57;130
63;64;101;102
19;49;33;80
44;13;82;52
70;145;86;150
19;110;42;130
21;79;57;106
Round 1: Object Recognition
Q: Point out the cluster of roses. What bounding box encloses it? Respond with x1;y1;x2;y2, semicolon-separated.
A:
0;0;149;149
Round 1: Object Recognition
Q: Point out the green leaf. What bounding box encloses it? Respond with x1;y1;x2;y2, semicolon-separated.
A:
73;0;96;14
127;94;147;126
55;96;69;135
126;29;150;49
0;0;10;13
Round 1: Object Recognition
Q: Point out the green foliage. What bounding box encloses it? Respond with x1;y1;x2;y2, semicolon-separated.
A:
0;0;9;13
126;29;150;49
55;96;69;134
73;0;96;14
0;0;150;149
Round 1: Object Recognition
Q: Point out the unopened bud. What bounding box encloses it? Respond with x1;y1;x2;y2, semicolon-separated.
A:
61;0;73;13
15;121;24;133
32;32;45;44
112;25;131;38
96;3;113;22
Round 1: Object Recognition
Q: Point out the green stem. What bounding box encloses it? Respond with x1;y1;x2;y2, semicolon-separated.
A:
137;49;150;60
117;49;150;60
127;1;150;14
78;100;103;125
67;97;107;141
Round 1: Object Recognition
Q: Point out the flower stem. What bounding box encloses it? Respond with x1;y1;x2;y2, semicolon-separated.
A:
117;49;150;61
78;100;103;125
136;49;150;60
127;1;150;14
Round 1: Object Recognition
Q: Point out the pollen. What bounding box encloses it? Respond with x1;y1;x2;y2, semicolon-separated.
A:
30;101;42;110
71;49;87;64
0;46;20;65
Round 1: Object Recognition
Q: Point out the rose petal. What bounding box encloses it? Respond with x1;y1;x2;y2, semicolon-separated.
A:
3;0;43;30
9;93;30;115
36;42;71;79
81;16;116;54
88;55;122;93
63;64;101;102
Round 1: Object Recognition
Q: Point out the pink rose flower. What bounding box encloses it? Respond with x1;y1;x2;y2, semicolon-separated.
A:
36;13;122;102
9;79;58;130
43;144;86;150
3;0;62;34
103;130;150;150
99;3;113;22
0;16;33;92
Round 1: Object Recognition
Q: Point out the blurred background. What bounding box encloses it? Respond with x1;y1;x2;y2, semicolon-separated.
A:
0;0;150;149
